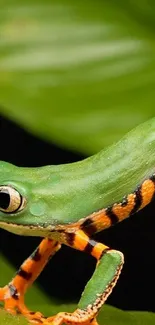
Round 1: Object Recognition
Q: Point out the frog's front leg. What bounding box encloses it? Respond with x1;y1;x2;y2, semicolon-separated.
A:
0;238;61;322
47;230;124;325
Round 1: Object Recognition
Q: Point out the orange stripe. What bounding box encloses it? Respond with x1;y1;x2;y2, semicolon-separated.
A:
79;176;155;234
73;230;89;251
89;210;112;232
112;193;135;221
140;179;155;210
91;243;108;260
12;239;61;294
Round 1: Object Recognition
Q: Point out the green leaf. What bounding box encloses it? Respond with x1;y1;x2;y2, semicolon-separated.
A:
0;1;155;154
98;306;155;325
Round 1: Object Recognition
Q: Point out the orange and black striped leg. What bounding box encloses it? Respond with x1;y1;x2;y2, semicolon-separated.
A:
0;238;61;323
46;230;124;325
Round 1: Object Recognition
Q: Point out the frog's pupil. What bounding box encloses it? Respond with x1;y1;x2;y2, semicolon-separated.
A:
0;190;10;209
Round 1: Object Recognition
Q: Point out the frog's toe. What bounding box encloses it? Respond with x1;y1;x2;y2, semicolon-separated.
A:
46;311;99;325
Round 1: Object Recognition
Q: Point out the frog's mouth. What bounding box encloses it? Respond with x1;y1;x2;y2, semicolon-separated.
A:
0;220;75;243
0;221;56;237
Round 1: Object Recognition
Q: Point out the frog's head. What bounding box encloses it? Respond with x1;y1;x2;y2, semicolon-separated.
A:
0;159;107;236
0;161;57;236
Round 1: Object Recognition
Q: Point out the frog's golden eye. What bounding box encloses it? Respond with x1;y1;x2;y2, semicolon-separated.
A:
0;186;26;213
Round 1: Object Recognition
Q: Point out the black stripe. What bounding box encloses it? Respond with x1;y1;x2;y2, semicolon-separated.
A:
66;232;76;246
150;175;155;202
31;319;43;323
18;268;32;280
131;186;142;215
84;239;97;255
106;206;119;225
53;241;59;248
150;174;155;183
90;318;95;323
31;248;42;262
8;284;19;300
80;218;98;236
121;196;128;207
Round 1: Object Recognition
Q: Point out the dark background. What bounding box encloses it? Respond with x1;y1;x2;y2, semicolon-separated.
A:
0;114;155;312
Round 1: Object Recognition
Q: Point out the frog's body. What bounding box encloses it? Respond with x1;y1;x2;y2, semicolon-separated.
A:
0;118;155;324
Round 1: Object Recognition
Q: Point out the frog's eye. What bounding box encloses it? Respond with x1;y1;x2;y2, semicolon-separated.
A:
0;186;26;213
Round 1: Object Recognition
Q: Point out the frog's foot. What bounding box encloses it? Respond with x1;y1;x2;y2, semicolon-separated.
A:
0;288;98;325
0;285;46;323
45;309;99;325
0;286;99;325
0;239;61;323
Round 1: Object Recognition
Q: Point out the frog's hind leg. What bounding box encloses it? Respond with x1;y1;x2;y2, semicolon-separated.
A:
0;238;61;322
45;229;124;325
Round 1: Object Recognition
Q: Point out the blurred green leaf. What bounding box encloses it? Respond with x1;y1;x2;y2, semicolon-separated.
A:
0;0;155;154
0;254;155;324
0;310;28;325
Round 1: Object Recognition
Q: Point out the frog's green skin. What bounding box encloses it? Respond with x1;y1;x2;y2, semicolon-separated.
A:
0;117;155;325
